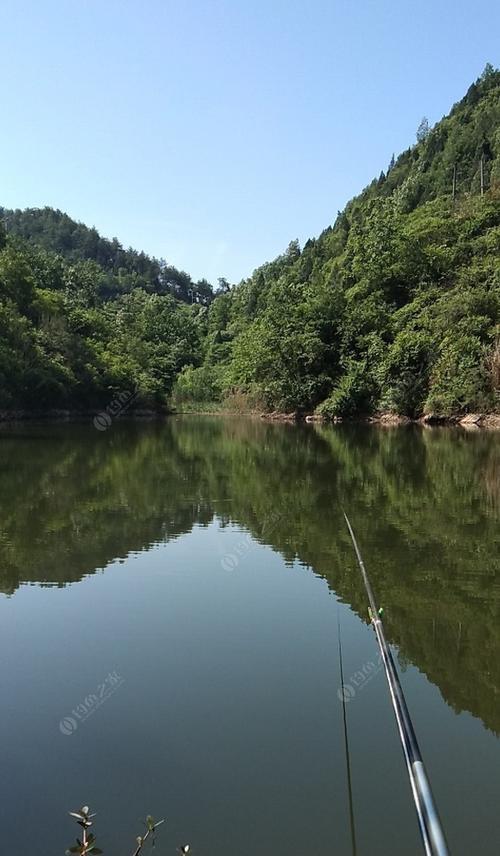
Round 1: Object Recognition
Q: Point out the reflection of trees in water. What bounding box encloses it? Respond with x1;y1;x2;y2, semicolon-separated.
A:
0;418;499;733
482;441;500;510
0;423;215;593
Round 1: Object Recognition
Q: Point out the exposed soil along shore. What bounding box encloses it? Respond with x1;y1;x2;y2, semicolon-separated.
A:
1;408;499;429
262;410;500;428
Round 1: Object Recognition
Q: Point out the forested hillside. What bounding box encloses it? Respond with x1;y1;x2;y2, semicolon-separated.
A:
1;65;499;417
0;219;208;410
177;64;500;418
0;206;215;304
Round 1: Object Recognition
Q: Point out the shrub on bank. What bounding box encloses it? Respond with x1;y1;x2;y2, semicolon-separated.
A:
316;361;375;418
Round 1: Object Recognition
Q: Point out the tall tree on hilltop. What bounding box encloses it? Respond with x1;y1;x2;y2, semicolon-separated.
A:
416;116;430;143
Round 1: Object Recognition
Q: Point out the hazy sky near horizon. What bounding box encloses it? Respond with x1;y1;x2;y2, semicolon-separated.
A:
1;1;499;284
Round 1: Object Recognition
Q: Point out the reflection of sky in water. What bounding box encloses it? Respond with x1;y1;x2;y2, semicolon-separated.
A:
0;420;498;855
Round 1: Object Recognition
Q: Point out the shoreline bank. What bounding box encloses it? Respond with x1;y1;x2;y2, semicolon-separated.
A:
0;408;499;429
264;411;500;429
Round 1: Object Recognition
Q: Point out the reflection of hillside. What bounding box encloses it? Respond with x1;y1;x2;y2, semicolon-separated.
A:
0;418;498;733
0;423;216;593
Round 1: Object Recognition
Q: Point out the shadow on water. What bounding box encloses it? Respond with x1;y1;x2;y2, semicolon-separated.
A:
0;416;499;733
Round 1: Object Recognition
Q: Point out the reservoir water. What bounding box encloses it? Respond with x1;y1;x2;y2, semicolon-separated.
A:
0;417;498;855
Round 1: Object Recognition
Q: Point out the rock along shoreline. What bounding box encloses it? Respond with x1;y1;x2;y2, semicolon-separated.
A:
261;411;500;429
0;408;499;430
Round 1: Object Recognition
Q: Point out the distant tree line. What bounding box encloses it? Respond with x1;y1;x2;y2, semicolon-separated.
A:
0;217;206;410
0;206;216;305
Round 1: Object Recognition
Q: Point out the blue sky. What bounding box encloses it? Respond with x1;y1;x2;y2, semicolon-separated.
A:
1;0;498;284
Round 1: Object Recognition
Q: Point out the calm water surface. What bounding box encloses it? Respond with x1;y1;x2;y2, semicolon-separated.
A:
0;417;499;855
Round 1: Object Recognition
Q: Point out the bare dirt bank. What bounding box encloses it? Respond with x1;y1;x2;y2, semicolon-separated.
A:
260;411;500;429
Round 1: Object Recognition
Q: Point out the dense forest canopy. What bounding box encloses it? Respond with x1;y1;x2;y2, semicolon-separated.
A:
0;205;216;304
1;65;499;416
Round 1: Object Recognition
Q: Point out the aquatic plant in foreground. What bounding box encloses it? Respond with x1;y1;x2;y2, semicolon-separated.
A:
66;805;190;855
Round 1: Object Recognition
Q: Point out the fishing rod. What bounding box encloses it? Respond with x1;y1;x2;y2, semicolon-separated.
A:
344;513;449;856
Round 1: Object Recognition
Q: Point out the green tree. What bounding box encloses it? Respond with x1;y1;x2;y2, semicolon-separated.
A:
416;116;430;143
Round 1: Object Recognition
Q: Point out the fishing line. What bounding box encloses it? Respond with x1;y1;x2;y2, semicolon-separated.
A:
336;601;358;856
